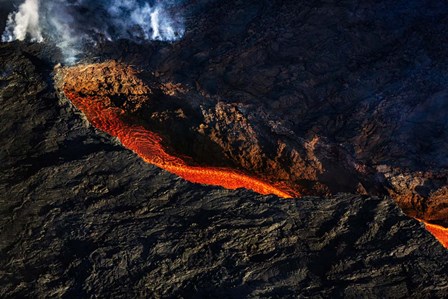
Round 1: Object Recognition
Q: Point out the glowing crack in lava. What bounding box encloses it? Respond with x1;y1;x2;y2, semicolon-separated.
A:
58;62;293;199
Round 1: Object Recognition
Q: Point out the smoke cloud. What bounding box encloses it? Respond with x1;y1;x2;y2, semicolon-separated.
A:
2;0;43;42
2;0;185;63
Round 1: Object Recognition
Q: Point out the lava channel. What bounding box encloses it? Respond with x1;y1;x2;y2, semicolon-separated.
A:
420;220;448;249
61;89;293;199
58;62;448;249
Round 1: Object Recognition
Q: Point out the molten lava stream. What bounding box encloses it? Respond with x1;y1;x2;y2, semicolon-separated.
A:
419;220;448;249
65;92;293;199
65;91;448;249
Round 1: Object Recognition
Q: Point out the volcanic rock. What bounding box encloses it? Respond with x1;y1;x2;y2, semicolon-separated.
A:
1;39;448;299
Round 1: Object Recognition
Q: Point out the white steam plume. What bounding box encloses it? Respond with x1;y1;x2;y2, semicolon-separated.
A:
2;0;43;42
1;0;185;63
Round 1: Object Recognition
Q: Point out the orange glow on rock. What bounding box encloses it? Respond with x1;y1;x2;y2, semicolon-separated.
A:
63;91;293;198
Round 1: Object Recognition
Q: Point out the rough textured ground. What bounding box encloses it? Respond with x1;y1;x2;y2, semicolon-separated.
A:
1;42;448;299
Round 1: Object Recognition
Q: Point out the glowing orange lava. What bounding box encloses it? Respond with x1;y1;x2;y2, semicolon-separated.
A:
419;220;448;249
63;92;293;198
59;62;448;250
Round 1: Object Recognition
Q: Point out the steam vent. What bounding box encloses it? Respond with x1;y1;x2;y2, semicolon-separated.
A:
1;1;448;298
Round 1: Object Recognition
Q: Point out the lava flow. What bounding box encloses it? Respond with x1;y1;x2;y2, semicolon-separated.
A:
57;62;293;198
420;221;448;249
57;61;448;249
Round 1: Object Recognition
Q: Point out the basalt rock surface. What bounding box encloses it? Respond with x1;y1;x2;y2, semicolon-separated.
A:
1;41;448;299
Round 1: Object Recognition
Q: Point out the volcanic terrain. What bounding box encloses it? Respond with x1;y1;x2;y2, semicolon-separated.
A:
1;0;448;297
